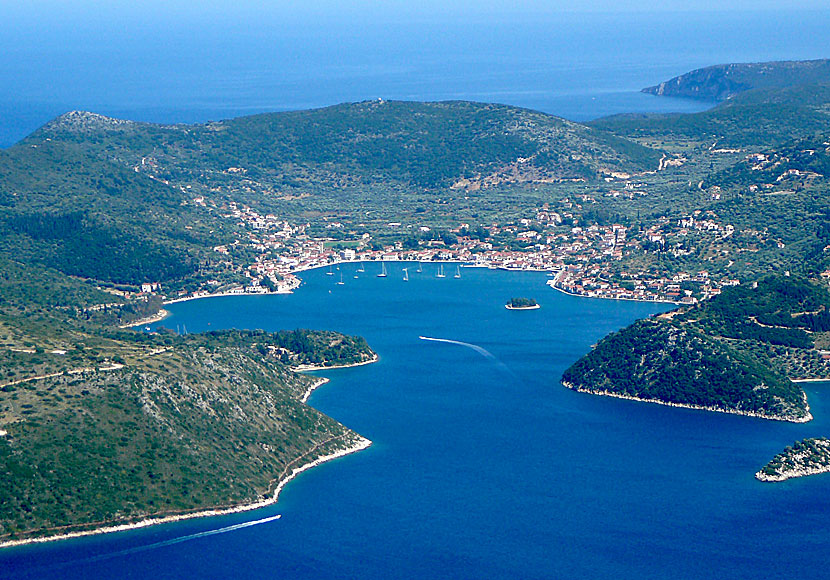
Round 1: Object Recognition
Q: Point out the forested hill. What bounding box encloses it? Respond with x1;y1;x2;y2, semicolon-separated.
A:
642;59;830;101
27;101;662;190
562;276;830;423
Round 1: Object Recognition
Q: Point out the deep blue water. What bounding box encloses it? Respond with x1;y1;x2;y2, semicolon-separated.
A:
4;266;830;579
3;9;830;146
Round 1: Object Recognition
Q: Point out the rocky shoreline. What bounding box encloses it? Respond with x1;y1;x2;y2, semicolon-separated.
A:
0;435;371;549
562;381;813;423
756;437;830;482
296;353;379;403
120;308;170;329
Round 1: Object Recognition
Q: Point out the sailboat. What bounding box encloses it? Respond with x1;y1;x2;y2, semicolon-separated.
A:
436;264;445;278
326;264;334;276
403;268;409;282
454;265;461;278
377;262;387;277
337;272;345;285
417;262;423;273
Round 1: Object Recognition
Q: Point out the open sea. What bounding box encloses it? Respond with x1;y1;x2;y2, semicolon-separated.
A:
4;7;830;578
4;266;830;579
2;9;830;147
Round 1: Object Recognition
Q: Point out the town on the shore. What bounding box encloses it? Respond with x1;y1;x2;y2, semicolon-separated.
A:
142;197;752;305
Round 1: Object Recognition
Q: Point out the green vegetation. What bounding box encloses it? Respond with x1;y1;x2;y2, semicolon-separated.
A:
4;56;830;530
593;84;830;148
0;322;374;541
562;276;830;422
506;297;538;308
757;437;830;482
180;328;375;368
2;211;195;284
31;102;659;191
562;318;808;421
710;135;830;188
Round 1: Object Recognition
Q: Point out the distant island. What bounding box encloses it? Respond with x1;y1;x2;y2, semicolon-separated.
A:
757;438;830;482
505;297;539;310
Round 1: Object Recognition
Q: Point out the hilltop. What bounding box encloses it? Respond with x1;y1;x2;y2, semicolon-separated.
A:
593;84;830;148
595;59;830;148
27;100;661;191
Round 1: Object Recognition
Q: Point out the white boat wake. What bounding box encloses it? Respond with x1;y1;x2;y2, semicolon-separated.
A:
418;336;516;377
66;514;282;566
419;336;497;359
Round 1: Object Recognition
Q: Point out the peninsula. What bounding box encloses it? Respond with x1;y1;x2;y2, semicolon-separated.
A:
562;276;830;423
756;438;830;482
0;325;376;545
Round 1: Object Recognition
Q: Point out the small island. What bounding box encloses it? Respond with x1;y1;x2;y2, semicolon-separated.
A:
756;438;830;482
505;297;539;310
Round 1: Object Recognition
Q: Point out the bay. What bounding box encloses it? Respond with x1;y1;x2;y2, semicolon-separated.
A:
4;265;830;579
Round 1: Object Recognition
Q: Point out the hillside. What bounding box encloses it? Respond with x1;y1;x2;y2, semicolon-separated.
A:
0;101;666;292
25;102;662;191
3;64;830;519
562;318;809;422
642;59;830;101
598;59;830;148
709;135;830;188
562;276;830;423
0;324;375;542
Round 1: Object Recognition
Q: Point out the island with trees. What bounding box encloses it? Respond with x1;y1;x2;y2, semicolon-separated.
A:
505;297;539;310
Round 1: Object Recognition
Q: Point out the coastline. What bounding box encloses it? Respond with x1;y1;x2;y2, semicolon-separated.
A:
162;283;299;306
120;308;170;329
756;463;830;482
562;381;813;423
300;377;330;404
0;435;371;550
294;353;379;374
755;438;830;482
296;354;380;403
159;259;474;307
151;262;684;311
547;279;681;305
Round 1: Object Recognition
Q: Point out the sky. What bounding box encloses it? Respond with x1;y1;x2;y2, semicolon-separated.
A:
6;0;830;24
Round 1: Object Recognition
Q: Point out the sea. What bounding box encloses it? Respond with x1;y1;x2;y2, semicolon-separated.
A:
4;266;830;579
4;8;830;579
2;8;830;147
